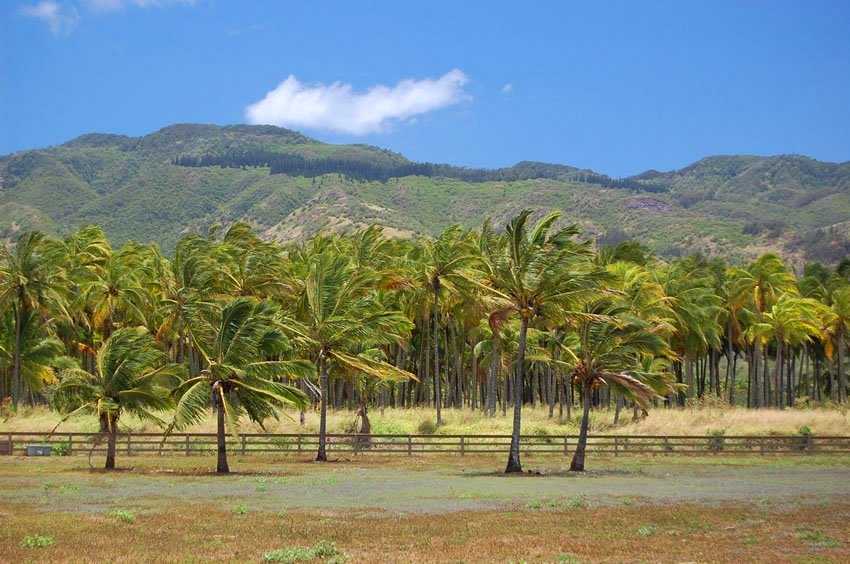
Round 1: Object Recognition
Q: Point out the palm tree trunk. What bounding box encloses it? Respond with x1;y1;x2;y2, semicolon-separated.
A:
614;393;623;425
489;334;498;417
316;355;329;462
432;287;442;426
570;380;593;472
471;342;478;410
215;391;229;473
11;305;23;412
505;316;528;474
752;343;761;408
775;338;784;409
727;322;736;405
106;429;117;470
839;325;847;402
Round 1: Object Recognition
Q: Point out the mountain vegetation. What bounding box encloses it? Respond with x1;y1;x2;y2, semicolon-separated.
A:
1;214;848;473
1;124;848;264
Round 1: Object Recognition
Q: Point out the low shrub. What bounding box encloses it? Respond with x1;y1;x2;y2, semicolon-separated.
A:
708;428;726;453
262;540;348;563
416;419;437;434
794;425;814;451
107;509;136;524
22;535;54;549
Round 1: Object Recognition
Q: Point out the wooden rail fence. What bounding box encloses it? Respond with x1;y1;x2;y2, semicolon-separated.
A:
2;431;849;457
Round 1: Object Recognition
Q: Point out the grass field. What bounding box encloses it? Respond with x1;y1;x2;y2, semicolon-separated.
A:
1;453;848;562
5;404;850;437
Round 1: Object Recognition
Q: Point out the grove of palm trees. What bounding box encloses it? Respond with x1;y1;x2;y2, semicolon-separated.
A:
1;210;848;475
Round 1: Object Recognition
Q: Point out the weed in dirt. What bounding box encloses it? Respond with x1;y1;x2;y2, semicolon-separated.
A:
622;497;636;506
232;502;249;516
558;553;580;564
567;494;587;508
262;540;348;563
638;525;657;536
22;535;54;549
107;509;136;524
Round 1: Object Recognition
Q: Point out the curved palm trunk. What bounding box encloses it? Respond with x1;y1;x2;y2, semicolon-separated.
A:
570;380;593;472
316;355;329;462
215;393;229;473
505;316;528;473
432;286;442;427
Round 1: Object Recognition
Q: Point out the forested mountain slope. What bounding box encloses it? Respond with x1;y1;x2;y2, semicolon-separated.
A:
1;124;848;264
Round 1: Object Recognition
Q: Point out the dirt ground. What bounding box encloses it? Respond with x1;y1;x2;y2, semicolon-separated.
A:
1;453;848;562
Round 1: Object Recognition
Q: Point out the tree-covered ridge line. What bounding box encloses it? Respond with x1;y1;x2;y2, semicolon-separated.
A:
1;212;848;474
1;124;848;262
171;149;668;192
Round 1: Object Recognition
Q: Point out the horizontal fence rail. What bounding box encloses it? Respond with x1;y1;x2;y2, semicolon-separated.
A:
2;431;850;457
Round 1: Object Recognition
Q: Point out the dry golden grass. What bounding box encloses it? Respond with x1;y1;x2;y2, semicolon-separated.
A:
5;403;849;436
1;501;848;562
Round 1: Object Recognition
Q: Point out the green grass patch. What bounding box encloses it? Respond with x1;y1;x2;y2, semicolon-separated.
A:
22;535;55;549
262;540;348;563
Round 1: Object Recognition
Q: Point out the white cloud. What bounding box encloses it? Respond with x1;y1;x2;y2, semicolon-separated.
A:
245;69;471;135
18;1;80;35
85;0;195;11
502;83;513;94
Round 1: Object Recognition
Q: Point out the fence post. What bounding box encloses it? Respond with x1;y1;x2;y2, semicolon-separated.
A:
408;435;413;456
241;435;247;455
297;434;302;453
127;432;132;456
564;436;568;455
185;434;190;456
759;437;765;456
460;436;465;457
68;434;73;456
614;436;619;457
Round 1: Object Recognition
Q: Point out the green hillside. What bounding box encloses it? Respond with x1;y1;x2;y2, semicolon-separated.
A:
1;124;848;264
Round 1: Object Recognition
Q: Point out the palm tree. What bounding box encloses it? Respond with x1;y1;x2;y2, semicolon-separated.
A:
750;294;825;407
568;307;676;471
0;231;68;410
77;244;152;340
412;226;480;426
728;253;797;407
285;250;415;461
488;210;605;473
172;297;310;473
0;309;69;401
49;327;182;469
823;284;850;402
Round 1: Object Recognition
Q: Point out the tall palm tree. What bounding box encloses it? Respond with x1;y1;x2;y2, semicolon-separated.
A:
750;294;825;407
172;297;310;473
823;284;850;402
0;231;68;410
568;307;676;471
285;251;415;461
412;225;480;426
77;244;152;340
728;253;797;407
0;309;69;400
49;327;182;469
488;210;605;473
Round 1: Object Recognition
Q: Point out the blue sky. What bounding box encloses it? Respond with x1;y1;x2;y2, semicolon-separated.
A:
2;0;849;177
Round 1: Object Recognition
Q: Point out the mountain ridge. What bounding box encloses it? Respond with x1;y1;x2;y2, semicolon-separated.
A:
1;124;848;265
